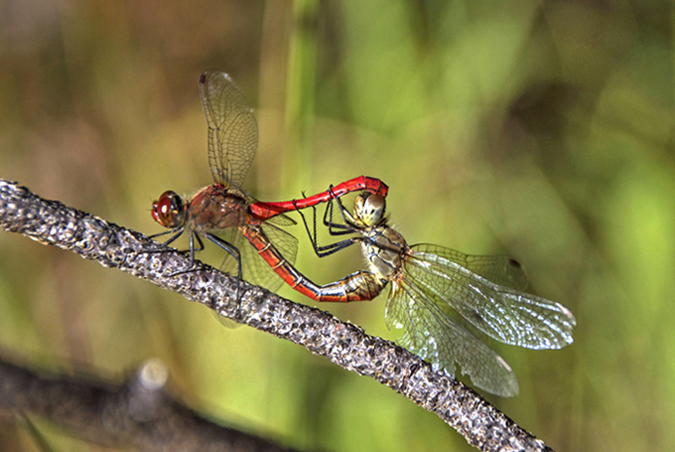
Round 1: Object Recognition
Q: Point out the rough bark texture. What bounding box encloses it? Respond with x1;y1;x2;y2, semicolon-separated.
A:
0;179;553;452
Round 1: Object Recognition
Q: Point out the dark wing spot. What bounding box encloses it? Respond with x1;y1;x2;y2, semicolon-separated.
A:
470;310;487;328
508;258;522;269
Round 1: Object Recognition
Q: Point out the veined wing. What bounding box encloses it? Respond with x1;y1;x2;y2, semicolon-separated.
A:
384;277;519;397
265;212;297;227
215;222;297;292
241;222;298;292
198;71;258;189
216;226;247;278
414;244;528;291
404;245;576;350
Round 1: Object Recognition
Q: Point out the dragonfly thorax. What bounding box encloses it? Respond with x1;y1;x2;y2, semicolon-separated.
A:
361;225;406;280
187;185;248;232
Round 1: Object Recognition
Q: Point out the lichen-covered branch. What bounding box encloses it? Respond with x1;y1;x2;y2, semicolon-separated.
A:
0;179;552;452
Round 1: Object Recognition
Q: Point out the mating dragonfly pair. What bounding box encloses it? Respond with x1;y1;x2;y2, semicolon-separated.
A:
151;71;576;398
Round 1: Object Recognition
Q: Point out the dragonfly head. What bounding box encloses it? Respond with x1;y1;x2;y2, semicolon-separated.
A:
353;193;386;227
152;190;187;229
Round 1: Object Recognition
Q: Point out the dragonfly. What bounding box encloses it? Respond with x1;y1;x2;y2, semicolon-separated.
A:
294;191;576;397
151;70;388;295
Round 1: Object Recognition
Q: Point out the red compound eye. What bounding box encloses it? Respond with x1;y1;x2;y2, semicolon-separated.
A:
151;191;185;228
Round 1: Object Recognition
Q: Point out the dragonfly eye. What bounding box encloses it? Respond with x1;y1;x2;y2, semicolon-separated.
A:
354;193;386;226
152;191;186;228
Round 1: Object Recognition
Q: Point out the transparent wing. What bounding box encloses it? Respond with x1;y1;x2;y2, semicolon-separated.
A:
217;223;298;293
198;70;258;189
384;278;519;397
216;227;246;277
414;244;528;290
405;245;576;350
200;228;241;329
265;213;297;227
242;222;298;292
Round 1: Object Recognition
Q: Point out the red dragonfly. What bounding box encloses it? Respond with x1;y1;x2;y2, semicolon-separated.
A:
151;70;388;294
293;192;576;397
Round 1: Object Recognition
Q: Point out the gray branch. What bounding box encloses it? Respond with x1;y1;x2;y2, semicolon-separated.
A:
0;179;552;452
0;356;299;452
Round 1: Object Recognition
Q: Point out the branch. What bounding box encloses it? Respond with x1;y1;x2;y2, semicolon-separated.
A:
0;355;299;452
0;179;553;452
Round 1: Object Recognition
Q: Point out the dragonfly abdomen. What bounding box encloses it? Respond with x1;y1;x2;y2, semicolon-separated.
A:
242;224;386;302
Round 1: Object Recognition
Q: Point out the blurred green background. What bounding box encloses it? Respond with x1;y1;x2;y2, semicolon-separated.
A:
0;0;672;450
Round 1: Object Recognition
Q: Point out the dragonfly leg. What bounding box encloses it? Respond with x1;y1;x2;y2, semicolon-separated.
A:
140;227;189;259
148;228;180;241
149;227;185;247
143;227;209;277
190;231;206;264
293;188;355;235
155;231;242;299
325;195;400;255
204;233;243;300
298;192;399;261
311;238;360;258
163;230;204;277
321;192;359;235
294;197;359;258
